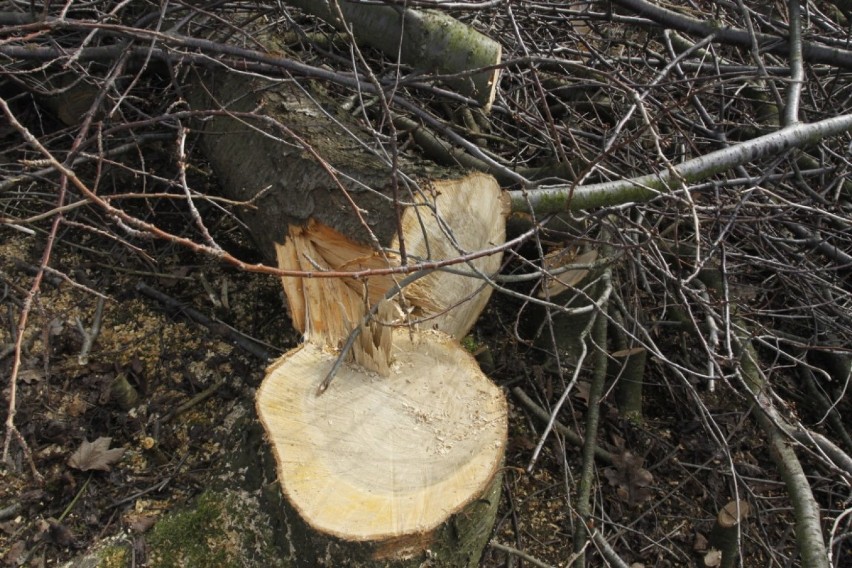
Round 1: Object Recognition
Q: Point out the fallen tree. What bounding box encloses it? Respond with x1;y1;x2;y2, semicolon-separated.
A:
283;0;501;109
189;10;508;564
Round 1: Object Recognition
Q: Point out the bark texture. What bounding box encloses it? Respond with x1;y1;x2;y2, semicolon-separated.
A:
191;65;452;259
284;0;501;109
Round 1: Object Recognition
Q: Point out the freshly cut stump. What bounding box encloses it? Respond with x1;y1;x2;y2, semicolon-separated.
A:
188;15;508;565
257;329;507;566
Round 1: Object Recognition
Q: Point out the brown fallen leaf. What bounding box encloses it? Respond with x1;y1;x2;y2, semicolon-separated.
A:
125;512;159;533
68;437;124;472
703;548;722;567
573;380;591;405
603;450;654;507
611;347;646;359
47;518;77;548
18;368;46;384
2;540;25;566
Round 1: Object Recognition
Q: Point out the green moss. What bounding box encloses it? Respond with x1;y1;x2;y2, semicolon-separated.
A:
461;334;481;353
148;493;232;567
147;490;287;568
97;545;130;568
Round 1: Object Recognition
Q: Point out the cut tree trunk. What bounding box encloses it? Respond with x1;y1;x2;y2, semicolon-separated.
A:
190;32;507;566
275;171;506;345
189;61;507;337
707;500;750;568
258;329;506;566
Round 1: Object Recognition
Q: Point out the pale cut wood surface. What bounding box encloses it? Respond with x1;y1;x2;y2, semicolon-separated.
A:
276;172;506;345
394;172;506;339
256;329;506;541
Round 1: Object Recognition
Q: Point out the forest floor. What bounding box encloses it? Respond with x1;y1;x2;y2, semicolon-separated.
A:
3;1;852;566
0;207;804;567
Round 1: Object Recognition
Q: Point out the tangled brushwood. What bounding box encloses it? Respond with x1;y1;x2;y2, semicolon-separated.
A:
1;1;851;567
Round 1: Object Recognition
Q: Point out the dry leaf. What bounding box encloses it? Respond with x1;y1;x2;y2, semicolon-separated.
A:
66;393;88;417
68;437;124;472
2;540;26;566
603;451;654;506
125;512;158;533
47;518;76;547
573;381;591;405
18;368;44;384
611;347;646;358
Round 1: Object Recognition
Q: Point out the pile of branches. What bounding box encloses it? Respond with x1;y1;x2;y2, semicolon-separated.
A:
1;1;851;566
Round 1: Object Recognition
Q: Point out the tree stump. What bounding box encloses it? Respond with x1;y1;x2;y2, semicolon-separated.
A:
190;27;508;566
706;500;750;568
258;330;505;566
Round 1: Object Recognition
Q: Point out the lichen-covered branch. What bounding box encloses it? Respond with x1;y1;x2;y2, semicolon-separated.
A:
510;113;852;215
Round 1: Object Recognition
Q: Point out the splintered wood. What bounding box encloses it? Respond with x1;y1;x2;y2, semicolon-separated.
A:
275;172;506;348
259;171;507;563
276;220;396;347
353;299;396;376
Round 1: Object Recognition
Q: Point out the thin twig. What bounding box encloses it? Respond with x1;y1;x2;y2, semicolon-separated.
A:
573;285;609;562
489;539;567;568
528;270;613;471
76;296;106;365
159;378;226;425
511;387;614;464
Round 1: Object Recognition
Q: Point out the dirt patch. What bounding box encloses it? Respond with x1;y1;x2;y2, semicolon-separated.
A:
0;228;296;566
1;223;841;568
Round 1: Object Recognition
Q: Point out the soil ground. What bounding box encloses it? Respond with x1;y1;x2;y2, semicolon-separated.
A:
2;216;827;567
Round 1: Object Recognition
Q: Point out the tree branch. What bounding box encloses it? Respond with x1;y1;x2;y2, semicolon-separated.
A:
510;114;852;215
612;0;852;69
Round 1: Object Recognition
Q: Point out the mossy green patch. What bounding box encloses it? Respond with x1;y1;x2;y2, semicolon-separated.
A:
97;544;131;568
461;334;481;353
147;490;287;568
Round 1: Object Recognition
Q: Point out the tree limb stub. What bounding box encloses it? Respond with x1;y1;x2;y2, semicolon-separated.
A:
284;0;501;110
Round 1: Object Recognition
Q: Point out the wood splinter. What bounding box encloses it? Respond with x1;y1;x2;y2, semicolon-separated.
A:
316;298;397;396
